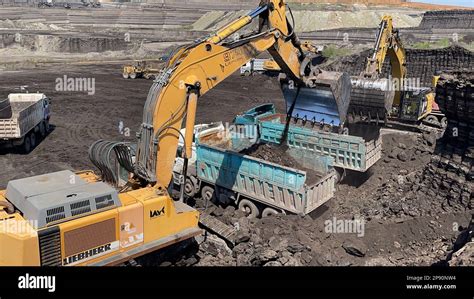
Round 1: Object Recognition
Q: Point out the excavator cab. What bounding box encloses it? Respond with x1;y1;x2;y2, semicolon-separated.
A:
399;88;431;121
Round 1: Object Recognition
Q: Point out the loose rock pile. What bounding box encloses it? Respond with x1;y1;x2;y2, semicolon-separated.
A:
419;10;474;30
326;46;474;87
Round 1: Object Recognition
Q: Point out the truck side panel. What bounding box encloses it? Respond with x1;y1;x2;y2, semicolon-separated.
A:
196;141;335;215
304;172;335;214
18;100;45;138
258;115;382;172
0;95;46;139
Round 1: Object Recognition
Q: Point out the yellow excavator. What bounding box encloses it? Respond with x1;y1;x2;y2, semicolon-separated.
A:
0;0;349;266
349;15;446;127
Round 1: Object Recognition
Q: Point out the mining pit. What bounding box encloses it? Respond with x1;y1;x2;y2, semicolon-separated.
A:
0;3;472;267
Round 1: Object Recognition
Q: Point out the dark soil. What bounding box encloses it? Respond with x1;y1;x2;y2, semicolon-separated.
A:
240;142;322;185
1;62;471;268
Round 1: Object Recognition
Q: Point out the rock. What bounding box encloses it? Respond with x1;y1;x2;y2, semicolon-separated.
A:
211;207;225;217
234;231;251;245
261;249;278;261
287;241;305;253
398;142;407;149
388;149;399;159
263;260;283;266
184;257;198;266
251;249;278;265
236;254;251;266
342;240;367;257
397;175;405;185
397;151;408;162
423;132;436;146
160;261;172;267
284;256;302;266
399;169;409;175
394;241;401;249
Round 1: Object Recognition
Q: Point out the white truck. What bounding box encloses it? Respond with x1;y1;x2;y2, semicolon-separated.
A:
172;122;224;197
0;93;51;153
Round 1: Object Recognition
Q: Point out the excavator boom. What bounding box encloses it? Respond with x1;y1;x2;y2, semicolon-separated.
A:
108;0;351;189
349;15;407;122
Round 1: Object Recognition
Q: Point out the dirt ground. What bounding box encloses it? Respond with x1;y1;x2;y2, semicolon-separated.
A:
0;64;284;186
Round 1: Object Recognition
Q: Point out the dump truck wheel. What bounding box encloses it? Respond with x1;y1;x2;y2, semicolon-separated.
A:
262;207;279;218
243;70;251;77
201;185;215;203
238;199;259;219
122;73;129;79
39;121;46;138
184;177;198;198
45;119;50;132
130;73;137;79
29;132;36;150
22;135;31;154
425;115;439;126
441;117;448;128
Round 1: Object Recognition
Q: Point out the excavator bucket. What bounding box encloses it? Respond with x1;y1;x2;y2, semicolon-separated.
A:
348;78;395;121
280;70;352;127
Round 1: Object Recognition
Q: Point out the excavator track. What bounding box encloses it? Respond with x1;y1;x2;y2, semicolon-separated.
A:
198;210;237;247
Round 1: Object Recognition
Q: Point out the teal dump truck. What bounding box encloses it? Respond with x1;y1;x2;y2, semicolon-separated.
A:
258;114;382;172
192;130;337;217
233;104;382;172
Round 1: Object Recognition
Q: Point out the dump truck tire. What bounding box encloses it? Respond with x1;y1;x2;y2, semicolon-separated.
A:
238;199;259;219
441;117;448;128
201;185;215;203
29;132;36;150
425;115;440;126
45;119;50;132
22;135;31;154
262;207;279;217
184;177;198;198
39;121;46;138
122;73;129;79
130;73;137;79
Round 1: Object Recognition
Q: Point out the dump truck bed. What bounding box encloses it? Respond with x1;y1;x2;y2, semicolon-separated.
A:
258;114;382;172
196;132;336;215
0;94;47;139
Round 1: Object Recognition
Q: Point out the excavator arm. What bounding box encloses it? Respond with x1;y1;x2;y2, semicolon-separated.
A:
362;15;407;106
134;0;306;189
90;0;350;193
349;15;407;122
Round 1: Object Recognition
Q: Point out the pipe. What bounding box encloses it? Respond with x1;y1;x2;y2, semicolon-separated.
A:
179;88;199;203
206;5;268;44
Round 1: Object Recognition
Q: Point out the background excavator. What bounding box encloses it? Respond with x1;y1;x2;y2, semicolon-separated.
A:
0;0;350;266
349;15;446;128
